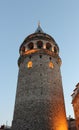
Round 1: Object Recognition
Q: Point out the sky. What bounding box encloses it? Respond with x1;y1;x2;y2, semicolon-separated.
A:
0;0;79;126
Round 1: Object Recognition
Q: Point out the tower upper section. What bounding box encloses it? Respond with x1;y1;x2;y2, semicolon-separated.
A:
18;25;61;66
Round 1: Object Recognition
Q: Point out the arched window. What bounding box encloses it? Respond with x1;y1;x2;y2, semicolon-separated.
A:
54;46;57;53
27;61;33;68
28;42;34;49
21;46;25;52
46;42;52;50
37;41;43;49
49;62;54;69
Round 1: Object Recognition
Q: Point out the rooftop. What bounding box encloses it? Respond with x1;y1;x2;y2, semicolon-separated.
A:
35;22;44;33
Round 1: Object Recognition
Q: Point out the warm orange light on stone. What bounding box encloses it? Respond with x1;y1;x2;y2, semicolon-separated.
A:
27;61;32;68
49;100;68;130
58;125;68;130
49;61;54;68
57;118;68;130
52;47;54;52
43;44;46;49
50;117;68;130
24;49;38;55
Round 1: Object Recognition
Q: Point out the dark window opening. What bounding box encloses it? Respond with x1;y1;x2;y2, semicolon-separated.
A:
37;41;43;49
49;57;51;60
21;46;25;52
46;42;52;50
28;42;34;49
29;55;32;59
40;64;42;66
40;55;42;58
54;46;57;53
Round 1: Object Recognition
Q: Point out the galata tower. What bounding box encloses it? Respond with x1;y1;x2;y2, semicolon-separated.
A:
11;24;68;130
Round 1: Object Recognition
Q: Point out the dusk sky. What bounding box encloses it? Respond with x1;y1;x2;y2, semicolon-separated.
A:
0;0;79;126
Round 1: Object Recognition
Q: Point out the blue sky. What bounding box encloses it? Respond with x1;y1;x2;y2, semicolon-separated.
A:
0;0;79;126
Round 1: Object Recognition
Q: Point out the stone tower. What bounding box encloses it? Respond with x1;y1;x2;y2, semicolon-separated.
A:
11;25;68;130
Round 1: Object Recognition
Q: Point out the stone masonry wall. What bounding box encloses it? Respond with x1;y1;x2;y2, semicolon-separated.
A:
11;52;68;130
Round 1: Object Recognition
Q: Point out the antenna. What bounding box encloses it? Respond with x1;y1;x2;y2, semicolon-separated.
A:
38;21;40;27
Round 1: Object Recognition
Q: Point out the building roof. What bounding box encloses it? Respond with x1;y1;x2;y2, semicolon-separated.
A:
19;24;59;53
35;23;44;33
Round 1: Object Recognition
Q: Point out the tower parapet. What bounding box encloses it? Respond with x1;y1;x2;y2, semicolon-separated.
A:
18;25;61;67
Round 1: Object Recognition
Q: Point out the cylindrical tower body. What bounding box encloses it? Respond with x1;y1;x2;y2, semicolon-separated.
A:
12;26;68;130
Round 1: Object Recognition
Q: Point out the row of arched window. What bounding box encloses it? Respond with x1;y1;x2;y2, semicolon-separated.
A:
20;41;58;54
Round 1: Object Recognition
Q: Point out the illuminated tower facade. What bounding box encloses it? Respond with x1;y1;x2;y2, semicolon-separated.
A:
11;25;68;130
